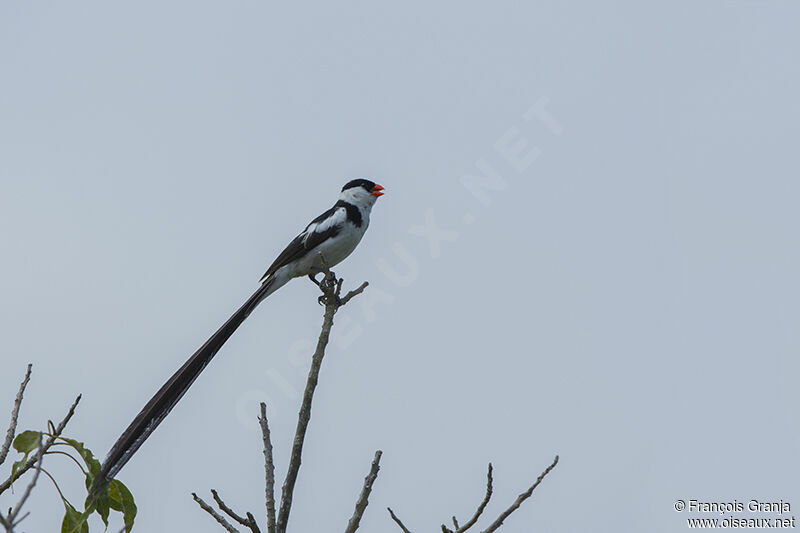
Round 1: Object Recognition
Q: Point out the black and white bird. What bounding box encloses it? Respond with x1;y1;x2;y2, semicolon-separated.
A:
91;179;385;494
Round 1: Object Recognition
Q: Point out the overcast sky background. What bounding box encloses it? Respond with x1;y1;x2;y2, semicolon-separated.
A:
2;2;799;532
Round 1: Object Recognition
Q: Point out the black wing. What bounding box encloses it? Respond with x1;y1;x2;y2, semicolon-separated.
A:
260;205;344;281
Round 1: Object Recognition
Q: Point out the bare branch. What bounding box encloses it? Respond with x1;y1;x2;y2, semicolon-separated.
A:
275;296;334;532
6;510;29;531
0;364;32;467
340;282;369;306
453;463;493;532
211;489;248;526
276;266;368;533
211;489;261;533
6;435;45;529
395;457;556;533
0;394;81;496
480;456;559;533
388;508;414;533
191;262;370;533
343;450;383;533
193;492;240;533
247;513;260;533
258;403;276;533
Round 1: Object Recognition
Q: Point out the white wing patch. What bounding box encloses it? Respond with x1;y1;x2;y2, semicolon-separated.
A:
303;207;346;246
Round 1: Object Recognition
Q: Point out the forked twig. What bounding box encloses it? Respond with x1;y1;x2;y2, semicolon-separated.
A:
0;394;81;496
193;492;240;533
194;261;372;533
276;261;368;533
480;456;559;532
390;457;558;533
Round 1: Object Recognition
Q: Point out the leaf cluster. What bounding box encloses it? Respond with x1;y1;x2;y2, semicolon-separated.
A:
10;429;136;533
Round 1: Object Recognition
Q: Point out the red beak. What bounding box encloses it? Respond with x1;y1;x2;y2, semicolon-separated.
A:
371;184;385;197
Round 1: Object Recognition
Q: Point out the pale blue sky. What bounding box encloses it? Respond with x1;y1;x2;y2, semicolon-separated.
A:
2;2;799;532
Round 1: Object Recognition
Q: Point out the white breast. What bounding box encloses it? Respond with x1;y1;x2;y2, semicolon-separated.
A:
289;218;369;278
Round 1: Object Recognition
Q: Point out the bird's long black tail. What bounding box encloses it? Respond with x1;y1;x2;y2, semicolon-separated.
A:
89;278;275;498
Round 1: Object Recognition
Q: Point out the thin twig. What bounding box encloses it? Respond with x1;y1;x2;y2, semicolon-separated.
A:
211;489;249;525
247;513;260;533
340;282;369;306
480;456;559;533
6;435;45;529
0;364;32;467
193;493;240;533
276;263;368;533
387;507;413;533
258;403;276;533
44;450;86;474
453;464;493;532
37;468;68;503
211;489;260;533
344;450;383;533
12;511;29;528
0;394;81;496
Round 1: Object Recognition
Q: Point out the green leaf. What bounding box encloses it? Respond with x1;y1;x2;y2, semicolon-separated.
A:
11;458;26;479
61;437;101;477
95;494;110;527
12;430;41;453
108;486;123;512
85;483;110;527
61;502;89;533
109;479;137;532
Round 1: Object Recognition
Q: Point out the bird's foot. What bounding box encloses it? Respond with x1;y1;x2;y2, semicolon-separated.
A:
316;271;343;306
317;293;343;306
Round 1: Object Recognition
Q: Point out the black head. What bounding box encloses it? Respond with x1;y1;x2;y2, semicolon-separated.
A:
342;179;377;192
342;178;385;198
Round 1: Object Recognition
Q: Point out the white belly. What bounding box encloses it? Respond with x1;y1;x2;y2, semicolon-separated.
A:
288;226;367;278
